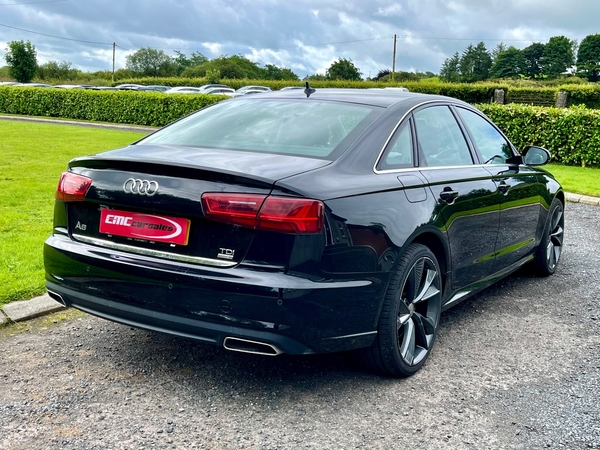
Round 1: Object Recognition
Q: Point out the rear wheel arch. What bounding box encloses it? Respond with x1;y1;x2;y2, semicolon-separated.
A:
410;231;449;290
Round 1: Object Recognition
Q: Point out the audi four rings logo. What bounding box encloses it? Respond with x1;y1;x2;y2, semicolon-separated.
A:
123;178;159;196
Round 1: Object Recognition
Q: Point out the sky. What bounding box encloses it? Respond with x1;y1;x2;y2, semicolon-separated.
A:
0;0;598;78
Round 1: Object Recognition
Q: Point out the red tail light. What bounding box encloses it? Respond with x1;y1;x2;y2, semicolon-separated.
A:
201;193;324;234
56;172;92;202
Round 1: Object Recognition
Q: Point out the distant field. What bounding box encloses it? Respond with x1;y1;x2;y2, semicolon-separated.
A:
0;120;145;304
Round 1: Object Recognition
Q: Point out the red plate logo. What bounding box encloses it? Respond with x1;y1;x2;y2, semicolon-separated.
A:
99;209;190;245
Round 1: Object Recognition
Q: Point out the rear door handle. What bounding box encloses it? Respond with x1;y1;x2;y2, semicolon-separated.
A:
439;187;459;203
497;181;510;194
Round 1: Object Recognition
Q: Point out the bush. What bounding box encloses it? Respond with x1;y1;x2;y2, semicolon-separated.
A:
560;85;600;109
477;103;600;166
505;87;557;106
0;87;224;127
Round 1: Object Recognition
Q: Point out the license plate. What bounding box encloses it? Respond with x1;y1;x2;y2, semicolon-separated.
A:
99;209;190;245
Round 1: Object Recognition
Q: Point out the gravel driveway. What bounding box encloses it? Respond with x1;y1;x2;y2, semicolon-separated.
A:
1;202;599;450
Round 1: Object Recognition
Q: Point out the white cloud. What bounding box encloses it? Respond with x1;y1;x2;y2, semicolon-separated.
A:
0;0;598;78
243;48;291;68
202;42;224;55
375;4;404;17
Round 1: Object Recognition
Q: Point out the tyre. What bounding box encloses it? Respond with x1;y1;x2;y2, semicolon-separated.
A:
533;198;564;276
360;243;442;377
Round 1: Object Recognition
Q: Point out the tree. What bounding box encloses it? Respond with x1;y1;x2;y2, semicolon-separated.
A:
491;42;508;60
4;40;38;83
173;51;208;75
326;58;362;80
126;47;175;77
541;36;576;78
440;52;461;82
576;34;600;82
522;42;545;79
37;60;81;81
489;46;526;79
459;44;477;82
472;42;493;81
373;69;391;81
263;64;299;80
182;55;282;79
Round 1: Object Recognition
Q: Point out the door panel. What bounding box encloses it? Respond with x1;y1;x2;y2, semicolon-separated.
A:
454;106;544;272
421;167;499;289
485;165;544;271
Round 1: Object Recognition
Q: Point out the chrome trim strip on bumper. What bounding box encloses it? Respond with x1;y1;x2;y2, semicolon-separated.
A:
72;234;237;268
325;330;378;340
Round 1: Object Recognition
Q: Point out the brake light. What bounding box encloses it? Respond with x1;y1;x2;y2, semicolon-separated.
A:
56;172;92;202
201;193;324;234
201;193;264;228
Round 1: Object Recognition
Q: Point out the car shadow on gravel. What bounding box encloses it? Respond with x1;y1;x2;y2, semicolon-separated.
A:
74;267;546;394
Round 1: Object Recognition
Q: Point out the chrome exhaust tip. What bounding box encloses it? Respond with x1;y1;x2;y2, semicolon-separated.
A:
47;290;66;307
223;337;283;356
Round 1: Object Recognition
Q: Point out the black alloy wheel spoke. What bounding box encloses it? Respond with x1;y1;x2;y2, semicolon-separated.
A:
396;255;441;367
412;312;432;350
551;209;563;232
416;312;436;337
413;268;440;304
397;301;412;327
547;208;564;268
405;260;423;304
398;317;416;365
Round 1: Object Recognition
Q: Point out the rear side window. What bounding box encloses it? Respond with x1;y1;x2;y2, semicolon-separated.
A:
414;106;474;167
378;121;414;170
139;99;379;159
456;107;514;164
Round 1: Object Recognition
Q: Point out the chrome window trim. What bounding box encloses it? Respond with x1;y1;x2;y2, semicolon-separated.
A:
373;100;440;174
72;234;237;268
374;163;514;175
373;100;482;175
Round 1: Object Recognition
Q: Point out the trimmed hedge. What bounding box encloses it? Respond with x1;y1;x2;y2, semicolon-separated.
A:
116;77;503;103
505;87;557;107
1;86;599;166
0;87;223;127
477;103;600;167
112;77;600;108
561;85;600;109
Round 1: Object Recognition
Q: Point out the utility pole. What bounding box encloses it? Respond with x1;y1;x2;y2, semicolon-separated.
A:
112;42;116;82
392;34;397;82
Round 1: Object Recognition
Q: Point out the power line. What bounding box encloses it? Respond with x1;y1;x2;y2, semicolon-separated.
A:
0;0;68;5
399;34;537;43
0;22;112;45
115;36;395;53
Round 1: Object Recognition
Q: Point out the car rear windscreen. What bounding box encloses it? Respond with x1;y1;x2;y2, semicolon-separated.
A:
139;99;380;159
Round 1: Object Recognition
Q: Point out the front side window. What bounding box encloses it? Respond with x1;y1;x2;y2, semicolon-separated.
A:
139;99;380;159
456;107;514;164
414;106;473;167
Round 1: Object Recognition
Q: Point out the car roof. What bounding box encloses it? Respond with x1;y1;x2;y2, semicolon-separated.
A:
231;88;469;109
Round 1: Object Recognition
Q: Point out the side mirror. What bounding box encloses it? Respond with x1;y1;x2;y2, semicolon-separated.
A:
521;146;551;166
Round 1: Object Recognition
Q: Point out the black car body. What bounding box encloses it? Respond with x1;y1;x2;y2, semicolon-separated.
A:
44;89;564;376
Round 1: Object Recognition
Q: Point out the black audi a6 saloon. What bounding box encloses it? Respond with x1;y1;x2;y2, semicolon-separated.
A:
44;88;564;376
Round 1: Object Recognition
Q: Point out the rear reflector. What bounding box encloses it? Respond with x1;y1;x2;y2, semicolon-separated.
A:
56;172;92;202
201;193;324;234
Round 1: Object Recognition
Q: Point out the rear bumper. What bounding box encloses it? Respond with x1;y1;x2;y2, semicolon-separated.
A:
44;234;388;354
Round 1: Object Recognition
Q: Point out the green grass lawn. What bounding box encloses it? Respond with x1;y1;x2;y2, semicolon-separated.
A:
545;164;600;198
0;121;145;304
